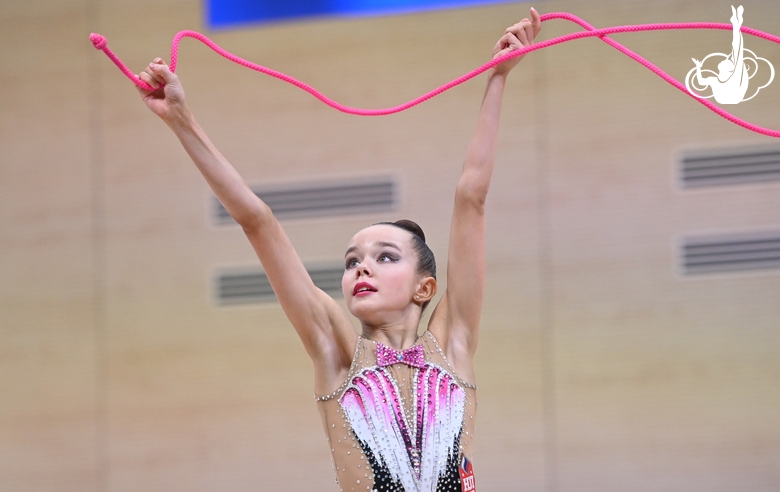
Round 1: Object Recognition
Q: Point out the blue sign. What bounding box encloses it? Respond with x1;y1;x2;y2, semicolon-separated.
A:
208;0;513;28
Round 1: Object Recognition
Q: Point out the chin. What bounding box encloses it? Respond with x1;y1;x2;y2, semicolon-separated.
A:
347;298;385;321
347;301;371;321
348;302;375;321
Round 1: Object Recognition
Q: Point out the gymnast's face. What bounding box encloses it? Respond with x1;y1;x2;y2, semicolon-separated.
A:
342;225;423;323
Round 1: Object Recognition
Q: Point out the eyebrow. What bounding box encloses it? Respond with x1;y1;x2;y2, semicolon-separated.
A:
344;241;402;257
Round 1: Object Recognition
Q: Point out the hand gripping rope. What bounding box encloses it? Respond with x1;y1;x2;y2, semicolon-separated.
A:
90;12;779;137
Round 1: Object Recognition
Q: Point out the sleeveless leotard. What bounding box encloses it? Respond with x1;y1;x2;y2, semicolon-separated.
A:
316;331;477;491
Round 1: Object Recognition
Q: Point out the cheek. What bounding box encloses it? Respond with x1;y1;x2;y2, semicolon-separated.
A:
384;266;417;296
341;272;351;297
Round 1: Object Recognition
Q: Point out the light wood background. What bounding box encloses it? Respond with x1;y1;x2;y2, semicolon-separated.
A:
1;0;778;490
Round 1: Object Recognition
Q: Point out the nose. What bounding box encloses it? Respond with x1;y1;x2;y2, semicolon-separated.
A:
356;262;371;277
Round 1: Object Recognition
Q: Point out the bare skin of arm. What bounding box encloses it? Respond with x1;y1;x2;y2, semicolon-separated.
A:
137;10;541;392
428;8;542;383
137;63;357;395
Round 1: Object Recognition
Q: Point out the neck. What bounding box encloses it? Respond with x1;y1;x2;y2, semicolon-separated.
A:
361;316;422;350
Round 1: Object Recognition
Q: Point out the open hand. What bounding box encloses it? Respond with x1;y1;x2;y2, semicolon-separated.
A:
491;7;542;76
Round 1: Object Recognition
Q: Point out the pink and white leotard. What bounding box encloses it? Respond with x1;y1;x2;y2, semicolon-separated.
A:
316;331;477;492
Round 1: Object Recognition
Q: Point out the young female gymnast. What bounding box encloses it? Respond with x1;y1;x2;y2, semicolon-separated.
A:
692;5;749;104
137;8;541;491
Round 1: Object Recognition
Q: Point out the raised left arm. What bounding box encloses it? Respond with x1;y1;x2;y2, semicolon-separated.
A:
429;9;541;376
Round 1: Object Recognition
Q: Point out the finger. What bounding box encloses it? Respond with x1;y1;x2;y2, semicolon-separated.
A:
135;81;147;96
138;71;161;89
493;37;505;56
496;32;509;50
144;66;166;88
505;19;526;36
500;32;521;51
506;20;531;46
147;59;177;85
139;59;166;88
521;19;534;45
493;35;509;58
138;59;167;89
530;7;542;37
510;24;529;46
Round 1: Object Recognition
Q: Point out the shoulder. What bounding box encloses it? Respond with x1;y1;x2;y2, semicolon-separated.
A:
426;297;478;385
308;290;361;396
314;334;368;402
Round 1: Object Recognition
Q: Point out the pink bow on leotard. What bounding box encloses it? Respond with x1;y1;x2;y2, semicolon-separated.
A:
376;343;425;369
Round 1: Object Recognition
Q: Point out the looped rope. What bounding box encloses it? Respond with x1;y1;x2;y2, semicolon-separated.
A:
90;12;779;137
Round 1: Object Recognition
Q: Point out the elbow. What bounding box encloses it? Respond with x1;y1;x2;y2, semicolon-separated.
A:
236;202;273;234
457;160;492;210
455;179;488;213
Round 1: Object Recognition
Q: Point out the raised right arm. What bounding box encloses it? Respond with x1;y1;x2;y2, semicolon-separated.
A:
138;60;357;391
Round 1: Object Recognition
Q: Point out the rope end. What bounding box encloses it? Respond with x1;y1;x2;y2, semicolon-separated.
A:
90;33;107;50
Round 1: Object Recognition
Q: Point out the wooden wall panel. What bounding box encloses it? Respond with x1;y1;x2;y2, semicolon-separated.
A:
0;0;99;490
541;1;780;491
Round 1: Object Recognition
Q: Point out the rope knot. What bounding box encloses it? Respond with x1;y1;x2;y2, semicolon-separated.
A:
90;33;107;50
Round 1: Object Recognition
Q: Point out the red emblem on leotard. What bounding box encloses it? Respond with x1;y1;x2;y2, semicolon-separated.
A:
459;456;476;492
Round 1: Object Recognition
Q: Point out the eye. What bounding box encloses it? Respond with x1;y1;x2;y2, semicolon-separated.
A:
378;253;397;263
345;257;359;269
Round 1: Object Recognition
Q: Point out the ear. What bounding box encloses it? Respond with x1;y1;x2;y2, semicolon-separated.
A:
413;276;437;305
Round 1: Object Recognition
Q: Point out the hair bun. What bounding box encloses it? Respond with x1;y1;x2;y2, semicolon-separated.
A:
392;219;426;243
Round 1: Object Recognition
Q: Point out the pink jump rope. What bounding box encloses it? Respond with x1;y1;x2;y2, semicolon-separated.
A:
91;12;779;137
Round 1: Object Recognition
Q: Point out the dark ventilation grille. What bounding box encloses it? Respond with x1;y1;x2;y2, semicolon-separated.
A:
216;265;344;304
680;231;780;275
678;145;780;188
213;176;397;224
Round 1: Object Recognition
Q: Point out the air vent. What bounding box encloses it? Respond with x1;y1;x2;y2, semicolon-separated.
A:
213;176;397;224
216;265;344;304
680;231;780;275
678;144;780;188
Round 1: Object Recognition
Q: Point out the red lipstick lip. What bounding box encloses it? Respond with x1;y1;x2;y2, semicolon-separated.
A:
353;282;377;296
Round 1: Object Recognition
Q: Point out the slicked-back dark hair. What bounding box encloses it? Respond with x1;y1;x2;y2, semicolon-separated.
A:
374;219;436;311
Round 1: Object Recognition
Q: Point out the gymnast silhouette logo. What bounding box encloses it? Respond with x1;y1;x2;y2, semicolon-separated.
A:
685;5;774;104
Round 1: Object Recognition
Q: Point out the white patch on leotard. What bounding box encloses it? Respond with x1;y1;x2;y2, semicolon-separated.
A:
340;363;464;491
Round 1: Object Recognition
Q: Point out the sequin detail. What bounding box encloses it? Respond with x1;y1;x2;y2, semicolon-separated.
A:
316;332;477;492
341;362;464;489
376;342;426;369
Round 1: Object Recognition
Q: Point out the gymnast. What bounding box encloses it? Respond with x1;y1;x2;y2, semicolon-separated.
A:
691;5;749;104
136;7;541;491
